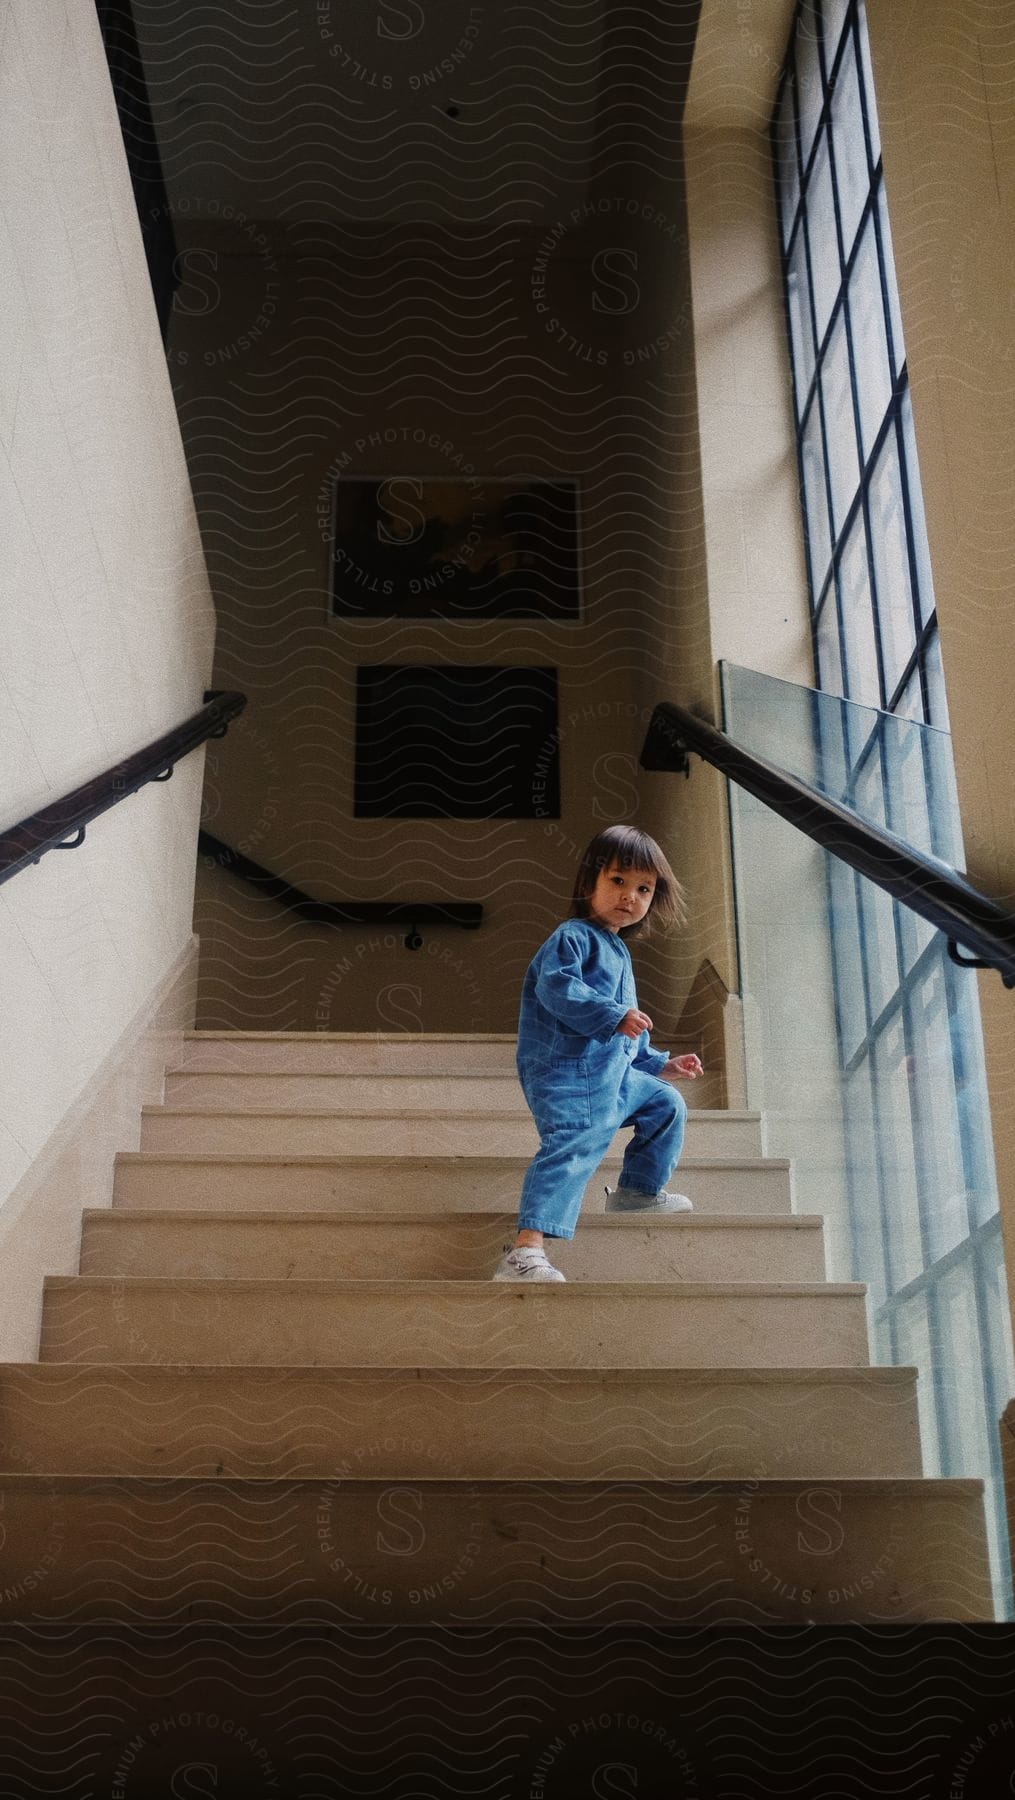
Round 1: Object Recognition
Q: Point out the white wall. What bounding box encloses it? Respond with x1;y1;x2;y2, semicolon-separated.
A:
0;3;215;1269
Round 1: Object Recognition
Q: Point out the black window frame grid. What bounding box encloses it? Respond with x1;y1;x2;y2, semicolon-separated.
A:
773;0;943;727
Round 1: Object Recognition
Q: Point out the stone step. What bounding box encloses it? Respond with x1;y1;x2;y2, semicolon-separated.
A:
173;1032;520;1075
39;1277;870;1368
80;1210;827;1283
112;1152;793;1216
138;1107;764;1160
0;1362;922;1480
163;1068;722;1115
0;1474;990;1622
166;1071;534;1113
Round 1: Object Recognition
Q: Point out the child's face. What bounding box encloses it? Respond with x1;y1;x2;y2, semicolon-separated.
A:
588;862;656;933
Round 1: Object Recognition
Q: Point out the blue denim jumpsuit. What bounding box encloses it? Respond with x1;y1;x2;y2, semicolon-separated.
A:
515;918;687;1239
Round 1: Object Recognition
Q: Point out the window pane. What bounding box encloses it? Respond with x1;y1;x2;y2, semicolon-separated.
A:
852;724;887;832
935;1261;989;1473
896;883;935;988
831;32;870;257
816;588;844;692
876;182;906;374
815;689;856;797
838;512;881;706
822;309;861;535
893;1293;941;1473
856;0;882;164
893;665;925;723
922;625;951;732
883;726;936;974
901;387;935;623
775;75;800;246
950;978;1001;1232
908;957;973;1262
923;694;963;861
848;220;893;459
869;425;918;702
982;1230;1015;1398
829;855;867;1062
802;397;833;594
787;225;817;404
883;711;931;848
795;0;826;167
843;1059;887;1303
871;1006;921;1291
823;0;852;70
843;707;881;789
808;129;841;343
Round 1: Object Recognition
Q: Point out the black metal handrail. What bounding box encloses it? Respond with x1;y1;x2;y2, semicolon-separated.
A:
199;833;482;946
0;691;247;888
641;700;1015;987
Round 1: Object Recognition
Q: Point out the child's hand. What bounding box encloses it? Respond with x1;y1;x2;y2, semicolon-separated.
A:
662;1053;704;1080
616;1007;654;1039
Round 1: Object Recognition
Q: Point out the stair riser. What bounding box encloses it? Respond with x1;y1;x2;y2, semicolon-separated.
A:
138;1114;764;1159
80;1217;827;1283
174;1039;519;1075
164;1071;724;1115
166;1074;530;1112
0;1479;991;1622
39;1285;870;1368
0;1369;923;1479
112;1157;793;1216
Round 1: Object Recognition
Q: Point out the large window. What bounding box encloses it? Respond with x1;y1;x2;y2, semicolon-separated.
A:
773;0;1014;1611
773;0;946;728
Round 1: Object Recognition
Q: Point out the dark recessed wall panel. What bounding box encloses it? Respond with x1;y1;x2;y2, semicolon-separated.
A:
354;665;560;819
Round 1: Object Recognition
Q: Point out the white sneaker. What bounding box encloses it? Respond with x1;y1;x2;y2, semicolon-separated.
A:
492;1246;566;1282
604;1184;693;1214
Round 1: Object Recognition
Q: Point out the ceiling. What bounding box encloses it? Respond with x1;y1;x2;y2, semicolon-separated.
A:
130;0;700;227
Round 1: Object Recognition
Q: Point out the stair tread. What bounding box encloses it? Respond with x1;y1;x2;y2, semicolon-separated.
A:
174;1070;529;1081
144;1103;761;1120
117;1150;784;1166
85;1208;821;1229
0;1471;983;1493
169;1070;703;1083
0;1360;918;1383
45;1275;866;1296
184;1032;520;1042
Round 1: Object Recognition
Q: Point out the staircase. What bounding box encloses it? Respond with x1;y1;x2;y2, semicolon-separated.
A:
0;1033;993;1623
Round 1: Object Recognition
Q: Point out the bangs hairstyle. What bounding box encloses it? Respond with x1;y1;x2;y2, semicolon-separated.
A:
570;824;687;938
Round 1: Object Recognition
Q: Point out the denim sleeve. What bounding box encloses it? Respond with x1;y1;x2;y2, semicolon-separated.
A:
631;1034;669;1077
533;928;628;1040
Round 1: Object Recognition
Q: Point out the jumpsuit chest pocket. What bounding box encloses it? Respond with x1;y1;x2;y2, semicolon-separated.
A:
531;1057;594;1134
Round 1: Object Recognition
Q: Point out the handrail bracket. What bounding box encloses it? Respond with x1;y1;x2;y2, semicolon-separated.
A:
948;938;1015;988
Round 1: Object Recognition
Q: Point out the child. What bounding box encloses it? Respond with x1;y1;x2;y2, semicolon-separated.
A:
492;824;704;1282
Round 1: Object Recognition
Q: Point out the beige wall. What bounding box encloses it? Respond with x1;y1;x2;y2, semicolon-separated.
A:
0;943;198;1361
173;211;715;1047
682;0;814;898
865;0;1015;1327
680;1;849;1215
0;4;215;1270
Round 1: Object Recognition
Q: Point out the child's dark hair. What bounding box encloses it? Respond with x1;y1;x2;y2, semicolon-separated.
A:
570;824;687;938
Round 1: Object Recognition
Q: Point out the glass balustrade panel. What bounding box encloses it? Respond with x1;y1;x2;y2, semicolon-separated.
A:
721;660;1012;1616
